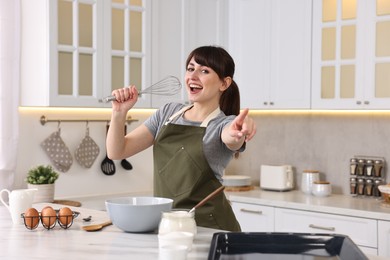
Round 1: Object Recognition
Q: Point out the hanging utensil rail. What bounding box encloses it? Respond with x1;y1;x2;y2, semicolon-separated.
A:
39;115;138;126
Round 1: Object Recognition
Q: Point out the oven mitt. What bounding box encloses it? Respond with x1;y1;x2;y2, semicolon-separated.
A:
75;127;100;168
41;130;73;172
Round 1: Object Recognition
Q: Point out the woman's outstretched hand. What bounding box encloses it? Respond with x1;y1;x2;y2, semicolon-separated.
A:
229;108;256;142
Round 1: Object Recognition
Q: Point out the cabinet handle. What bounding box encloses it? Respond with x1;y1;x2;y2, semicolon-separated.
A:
270;102;274;106
364;101;369;105
263;102;268;105
308;224;335;231
240;208;263;215
356;101;361;105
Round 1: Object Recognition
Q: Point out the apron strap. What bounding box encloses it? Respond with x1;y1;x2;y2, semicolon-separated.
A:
165;105;221;127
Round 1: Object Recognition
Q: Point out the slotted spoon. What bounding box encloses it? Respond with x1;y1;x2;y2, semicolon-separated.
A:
101;124;116;175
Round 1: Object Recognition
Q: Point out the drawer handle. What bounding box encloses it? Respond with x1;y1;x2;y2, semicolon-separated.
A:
240;208;263;215
309;224;335;231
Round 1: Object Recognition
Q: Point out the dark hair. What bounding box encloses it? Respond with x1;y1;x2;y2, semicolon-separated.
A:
185;46;240;116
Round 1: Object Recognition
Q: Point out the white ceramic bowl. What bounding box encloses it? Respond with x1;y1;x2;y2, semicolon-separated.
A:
105;196;173;233
311;181;332;197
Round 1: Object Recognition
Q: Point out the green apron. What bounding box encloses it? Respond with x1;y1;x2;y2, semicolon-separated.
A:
153;105;241;231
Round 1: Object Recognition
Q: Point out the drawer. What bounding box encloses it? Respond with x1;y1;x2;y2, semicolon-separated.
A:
275;208;377;248
231;202;274;232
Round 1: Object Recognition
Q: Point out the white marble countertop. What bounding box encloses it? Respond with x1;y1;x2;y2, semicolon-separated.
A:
0;203;215;259
227;188;390;221
1;200;388;259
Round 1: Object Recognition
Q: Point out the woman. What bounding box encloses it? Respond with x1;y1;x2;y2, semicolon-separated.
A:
107;46;256;231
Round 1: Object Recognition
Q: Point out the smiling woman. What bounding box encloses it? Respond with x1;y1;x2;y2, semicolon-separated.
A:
0;0;20;191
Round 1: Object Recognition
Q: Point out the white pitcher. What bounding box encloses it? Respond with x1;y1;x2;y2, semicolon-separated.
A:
0;189;37;225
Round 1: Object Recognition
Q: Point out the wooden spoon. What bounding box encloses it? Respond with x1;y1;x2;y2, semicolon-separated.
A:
189;186;225;213
82;221;112;232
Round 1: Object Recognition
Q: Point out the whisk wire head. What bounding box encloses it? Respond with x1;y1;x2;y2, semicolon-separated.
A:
139;75;182;96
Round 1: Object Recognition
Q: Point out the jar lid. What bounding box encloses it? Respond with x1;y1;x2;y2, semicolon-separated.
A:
303;170;319;173
313;181;330;184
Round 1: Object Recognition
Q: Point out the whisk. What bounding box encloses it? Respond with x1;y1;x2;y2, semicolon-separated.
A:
99;75;182;103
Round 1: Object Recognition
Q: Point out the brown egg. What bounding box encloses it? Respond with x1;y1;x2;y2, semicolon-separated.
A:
41;206;57;228
24;208;40;229
58;207;73;227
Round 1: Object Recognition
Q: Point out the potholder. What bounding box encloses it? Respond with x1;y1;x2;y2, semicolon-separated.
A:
41;130;73;172
75;128;100;168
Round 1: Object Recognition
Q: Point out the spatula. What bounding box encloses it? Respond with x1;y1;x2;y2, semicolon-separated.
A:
101;124;116;175
82;221;112;232
120;124;133;171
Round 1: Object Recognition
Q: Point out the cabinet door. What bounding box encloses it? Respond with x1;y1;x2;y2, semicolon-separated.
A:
378;220;390;257
275;208;377;249
228;0;311;109
151;0;227;108
20;0;151;108
312;0;390;109
231;202;274;232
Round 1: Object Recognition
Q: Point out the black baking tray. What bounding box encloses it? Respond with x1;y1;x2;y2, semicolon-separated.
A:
208;232;368;260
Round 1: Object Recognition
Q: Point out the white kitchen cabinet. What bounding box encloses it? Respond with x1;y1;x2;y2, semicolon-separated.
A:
150;0;228;108
228;0;312;109
274;208;378;255
20;0;152;108
378;220;390;257
312;0;390;109
231;202;274;232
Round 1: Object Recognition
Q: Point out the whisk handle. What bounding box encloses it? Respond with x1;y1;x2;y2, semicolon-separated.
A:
98;96;116;103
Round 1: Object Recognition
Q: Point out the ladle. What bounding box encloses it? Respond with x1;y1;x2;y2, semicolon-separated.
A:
82;221;112;232
189;186;225;213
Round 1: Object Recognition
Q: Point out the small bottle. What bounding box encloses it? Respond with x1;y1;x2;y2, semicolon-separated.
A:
350;158;357;175
357;159;365;176
364;179;373;196
374;160;383;177
357;178;365;195
350;177;357;195
365;160;373;176
373;179;382;197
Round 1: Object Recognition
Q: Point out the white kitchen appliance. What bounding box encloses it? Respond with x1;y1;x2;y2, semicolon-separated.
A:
260;165;294;191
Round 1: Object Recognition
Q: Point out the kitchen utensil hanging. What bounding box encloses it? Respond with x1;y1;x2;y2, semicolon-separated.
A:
120;124;133;171
75;122;100;168
98;75;182;103
41;122;73;172
101;124;116;175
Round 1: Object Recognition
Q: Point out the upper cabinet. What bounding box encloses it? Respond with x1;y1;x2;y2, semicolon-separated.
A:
228;0;312;109
312;0;390;109
20;0;227;108
20;0;152;108
150;0;228;108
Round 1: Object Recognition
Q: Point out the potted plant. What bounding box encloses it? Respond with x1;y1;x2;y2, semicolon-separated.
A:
26;165;59;203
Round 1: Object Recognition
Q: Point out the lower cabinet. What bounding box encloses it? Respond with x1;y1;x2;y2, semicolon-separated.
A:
378;220;390;257
232;201;382;256
231;202;274;232
274;208;378;255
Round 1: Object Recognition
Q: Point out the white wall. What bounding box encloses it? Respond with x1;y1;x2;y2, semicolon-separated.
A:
16;108;155;199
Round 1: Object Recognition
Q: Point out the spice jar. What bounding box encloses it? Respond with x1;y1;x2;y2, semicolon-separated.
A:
364;179;373;196
158;209;197;235
374;160;383;177
373;179;382;197
350;177;357;195
365;160;374;176
350;158;357;175
357;159;365;176
357;178;365;195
